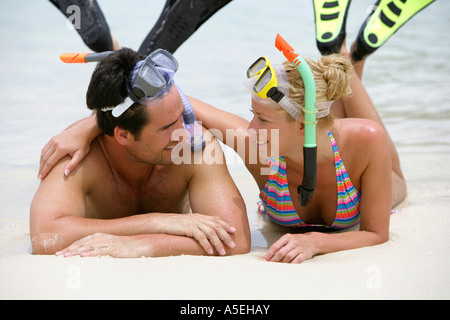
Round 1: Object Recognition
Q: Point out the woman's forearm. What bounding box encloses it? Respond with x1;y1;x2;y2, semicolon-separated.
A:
309;229;388;256
74;114;102;143
189;96;249;144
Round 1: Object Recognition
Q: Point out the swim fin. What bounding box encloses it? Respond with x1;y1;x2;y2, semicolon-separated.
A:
313;0;352;55
138;0;233;56
352;0;436;61
49;0;113;52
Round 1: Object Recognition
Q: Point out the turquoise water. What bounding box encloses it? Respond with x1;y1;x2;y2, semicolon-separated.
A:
0;0;449;225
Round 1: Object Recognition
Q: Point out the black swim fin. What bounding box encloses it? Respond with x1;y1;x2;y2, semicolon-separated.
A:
138;0;233;56
49;0;113;52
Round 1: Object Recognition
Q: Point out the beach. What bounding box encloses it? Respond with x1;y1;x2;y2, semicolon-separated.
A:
1;0;450;300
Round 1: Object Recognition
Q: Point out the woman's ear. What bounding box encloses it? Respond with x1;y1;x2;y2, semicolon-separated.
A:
114;127;130;145
296;121;305;136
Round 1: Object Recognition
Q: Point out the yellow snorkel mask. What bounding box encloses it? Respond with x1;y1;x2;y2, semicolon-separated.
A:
246;56;303;121
247;57;278;99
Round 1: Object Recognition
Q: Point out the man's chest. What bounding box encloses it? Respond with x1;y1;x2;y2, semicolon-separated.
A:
86;170;190;219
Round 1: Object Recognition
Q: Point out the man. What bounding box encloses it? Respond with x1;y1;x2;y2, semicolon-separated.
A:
30;48;250;258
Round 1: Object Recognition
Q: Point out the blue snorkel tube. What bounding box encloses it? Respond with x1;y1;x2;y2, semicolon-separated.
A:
275;34;317;207
175;84;205;151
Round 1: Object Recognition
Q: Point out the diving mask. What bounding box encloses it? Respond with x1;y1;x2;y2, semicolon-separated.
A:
60;48;204;151
245;57;333;120
103;48;179;117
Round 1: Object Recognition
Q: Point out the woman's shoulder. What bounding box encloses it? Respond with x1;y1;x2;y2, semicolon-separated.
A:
334;118;387;147
331;118;388;182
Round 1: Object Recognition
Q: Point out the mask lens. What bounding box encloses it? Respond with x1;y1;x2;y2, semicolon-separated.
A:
148;49;178;71
141;65;166;88
254;67;272;94
247;58;267;78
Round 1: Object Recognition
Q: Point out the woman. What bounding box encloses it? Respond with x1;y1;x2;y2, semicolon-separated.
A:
192;41;406;263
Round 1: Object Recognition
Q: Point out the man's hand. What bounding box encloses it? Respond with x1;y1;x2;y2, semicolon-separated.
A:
55;214;238;258
156;213;237;256
55;233;141;258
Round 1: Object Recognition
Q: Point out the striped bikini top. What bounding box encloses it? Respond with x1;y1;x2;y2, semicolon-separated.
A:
258;131;360;229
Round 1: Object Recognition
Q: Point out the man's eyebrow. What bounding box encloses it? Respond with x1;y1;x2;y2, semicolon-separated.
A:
158;118;179;131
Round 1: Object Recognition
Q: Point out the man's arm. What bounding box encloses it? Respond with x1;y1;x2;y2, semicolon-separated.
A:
46;133;251;258
31;156;162;254
123;131;251;257
31;136;249;257
186;131;251;255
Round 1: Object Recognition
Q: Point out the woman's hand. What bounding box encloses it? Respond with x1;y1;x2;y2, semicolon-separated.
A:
262;233;317;263
39;128;90;179
38;116;100;179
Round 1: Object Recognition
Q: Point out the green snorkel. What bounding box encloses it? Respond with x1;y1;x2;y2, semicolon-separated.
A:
275;34;317;207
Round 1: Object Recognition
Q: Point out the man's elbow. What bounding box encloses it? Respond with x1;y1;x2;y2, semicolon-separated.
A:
232;242;251;255
30;213;65;255
228;235;251;255
30;230;64;255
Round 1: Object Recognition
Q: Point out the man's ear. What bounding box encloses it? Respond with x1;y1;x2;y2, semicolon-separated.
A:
114;127;130;145
296;121;305;136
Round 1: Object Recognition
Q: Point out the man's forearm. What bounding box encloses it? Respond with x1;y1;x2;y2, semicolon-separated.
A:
71;114;102;143
31;213;167;254
132;234;208;257
133;231;248;257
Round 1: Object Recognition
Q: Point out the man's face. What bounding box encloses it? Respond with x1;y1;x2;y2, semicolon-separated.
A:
125;85;186;165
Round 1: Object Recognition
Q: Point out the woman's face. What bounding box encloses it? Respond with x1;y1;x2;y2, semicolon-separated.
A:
247;99;302;158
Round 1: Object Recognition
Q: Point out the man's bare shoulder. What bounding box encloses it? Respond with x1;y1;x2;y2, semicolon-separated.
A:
42;137;109;189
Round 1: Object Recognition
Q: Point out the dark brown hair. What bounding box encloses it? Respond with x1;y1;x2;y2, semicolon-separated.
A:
86;47;149;140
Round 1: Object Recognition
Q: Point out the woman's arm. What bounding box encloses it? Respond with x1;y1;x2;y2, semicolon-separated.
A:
189;96;250;146
37;98;248;179
190;97;269;185
38;115;101;179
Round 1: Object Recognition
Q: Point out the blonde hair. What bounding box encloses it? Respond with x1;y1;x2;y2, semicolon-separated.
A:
283;54;352;128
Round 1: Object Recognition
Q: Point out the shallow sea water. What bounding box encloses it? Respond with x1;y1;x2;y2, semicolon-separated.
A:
0;0;449;253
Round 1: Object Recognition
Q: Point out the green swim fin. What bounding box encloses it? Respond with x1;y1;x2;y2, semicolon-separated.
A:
352;0;436;61
313;0;352;55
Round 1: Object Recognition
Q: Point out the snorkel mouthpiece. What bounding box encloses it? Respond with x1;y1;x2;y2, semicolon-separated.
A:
275;34;317;207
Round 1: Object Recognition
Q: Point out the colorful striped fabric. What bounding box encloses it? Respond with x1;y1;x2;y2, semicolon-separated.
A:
258;131;360;229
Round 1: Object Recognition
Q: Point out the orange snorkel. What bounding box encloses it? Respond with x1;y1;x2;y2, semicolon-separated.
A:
59;51;114;63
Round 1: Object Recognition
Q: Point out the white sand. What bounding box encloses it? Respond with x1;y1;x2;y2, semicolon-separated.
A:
1;151;449;300
1;0;449;302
